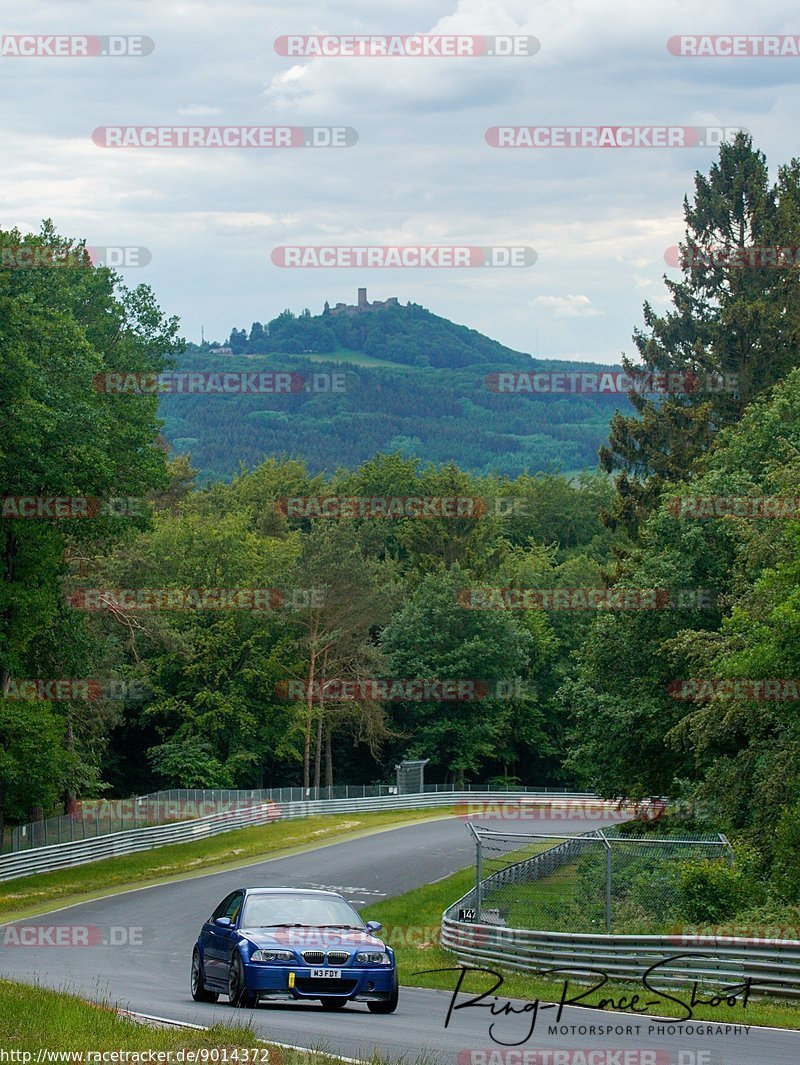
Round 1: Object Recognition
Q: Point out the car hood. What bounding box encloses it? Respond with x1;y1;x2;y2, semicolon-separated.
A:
239;927;386;951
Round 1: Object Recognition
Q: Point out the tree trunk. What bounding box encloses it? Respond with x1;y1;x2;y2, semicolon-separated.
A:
1;530;17;697
63;718;76;814
1;532;18;846
303;649;317;791
303;720;311;791
313;715;323;791
324;720;333;788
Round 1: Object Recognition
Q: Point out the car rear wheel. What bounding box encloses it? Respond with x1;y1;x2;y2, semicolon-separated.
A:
319;997;348;1009
228;953;258;1008
367;971;398;1014
191;949;219;1003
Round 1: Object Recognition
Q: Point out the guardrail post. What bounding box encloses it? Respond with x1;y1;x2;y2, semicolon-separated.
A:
605;846;612;932
476;836;482;920
467;822;482;919
598;830;612;932
720;832;734;867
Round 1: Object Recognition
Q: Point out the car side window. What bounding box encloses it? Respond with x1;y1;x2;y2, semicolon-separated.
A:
227;892;244;924
211;892;236;922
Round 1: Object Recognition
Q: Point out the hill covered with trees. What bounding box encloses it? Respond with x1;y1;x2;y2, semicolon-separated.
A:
166;302;627;481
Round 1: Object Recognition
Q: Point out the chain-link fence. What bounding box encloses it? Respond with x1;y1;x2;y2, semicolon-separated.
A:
8;783;593;852
466;824;733;934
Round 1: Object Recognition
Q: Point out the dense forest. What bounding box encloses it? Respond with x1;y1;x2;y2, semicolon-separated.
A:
165;304;626;481
4;133;800;919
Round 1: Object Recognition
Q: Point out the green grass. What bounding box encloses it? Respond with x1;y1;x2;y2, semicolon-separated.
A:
0;808;452;924
0;979;393;1064
0;979;257;1053
498;860;585;929
361;864;800;1031
242;347;412;370
300;351;411;370
476;843;581;930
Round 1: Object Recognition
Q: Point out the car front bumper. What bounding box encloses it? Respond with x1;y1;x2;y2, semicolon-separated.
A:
243;964;395;1000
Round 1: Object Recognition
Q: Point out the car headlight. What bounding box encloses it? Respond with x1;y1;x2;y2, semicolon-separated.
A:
251;949;294;962
355;951;391;965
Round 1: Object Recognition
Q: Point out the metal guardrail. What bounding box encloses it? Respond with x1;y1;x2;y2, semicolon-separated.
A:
0;790;599;882
10;783;589;851
0;801;281;882
442;836;800;999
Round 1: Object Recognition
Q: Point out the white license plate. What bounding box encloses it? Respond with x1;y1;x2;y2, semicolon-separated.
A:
310;968;341;979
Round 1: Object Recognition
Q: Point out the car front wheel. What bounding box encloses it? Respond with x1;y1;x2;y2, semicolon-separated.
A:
228;952;258;1008
367;971;398;1014
191;949;218;1003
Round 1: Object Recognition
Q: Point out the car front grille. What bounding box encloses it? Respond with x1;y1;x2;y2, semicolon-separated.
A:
327;951;349;965
300;950;325;964
294;978;357;995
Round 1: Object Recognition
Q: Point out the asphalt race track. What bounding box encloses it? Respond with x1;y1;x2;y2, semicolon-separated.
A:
1;813;798;1064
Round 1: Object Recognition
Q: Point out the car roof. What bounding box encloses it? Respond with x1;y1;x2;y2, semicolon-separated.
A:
235;888;344;898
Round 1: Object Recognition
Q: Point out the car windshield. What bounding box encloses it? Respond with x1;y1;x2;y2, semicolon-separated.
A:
240;893;366;929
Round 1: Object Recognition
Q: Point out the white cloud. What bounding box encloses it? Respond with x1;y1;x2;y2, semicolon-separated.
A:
0;0;797;358
533;295;604;318
177;105;224;116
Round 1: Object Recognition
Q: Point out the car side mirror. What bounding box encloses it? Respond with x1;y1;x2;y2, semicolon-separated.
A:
214;917;233;928
366;921;382;934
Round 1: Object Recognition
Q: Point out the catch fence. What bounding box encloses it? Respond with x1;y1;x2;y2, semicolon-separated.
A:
467;823;733;934
9;783;590;852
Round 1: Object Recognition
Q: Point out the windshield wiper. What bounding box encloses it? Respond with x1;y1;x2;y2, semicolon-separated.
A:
312;924;363;930
253;922;307;928
248;922;365;930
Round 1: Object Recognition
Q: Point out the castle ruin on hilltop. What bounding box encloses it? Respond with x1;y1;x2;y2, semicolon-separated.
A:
324;288;399;317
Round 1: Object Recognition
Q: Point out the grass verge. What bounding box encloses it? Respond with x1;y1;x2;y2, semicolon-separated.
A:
0;979;384;1064
361;866;800;1031
0;808;451;924
0;978;257;1053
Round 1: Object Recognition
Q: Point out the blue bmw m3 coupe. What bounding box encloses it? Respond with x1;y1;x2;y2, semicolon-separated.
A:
191;887;398;1012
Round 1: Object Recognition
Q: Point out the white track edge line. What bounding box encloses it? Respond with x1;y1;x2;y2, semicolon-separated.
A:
119;1009;366;1063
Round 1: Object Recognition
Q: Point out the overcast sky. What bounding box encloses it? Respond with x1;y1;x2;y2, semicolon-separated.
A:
2;0;799;361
